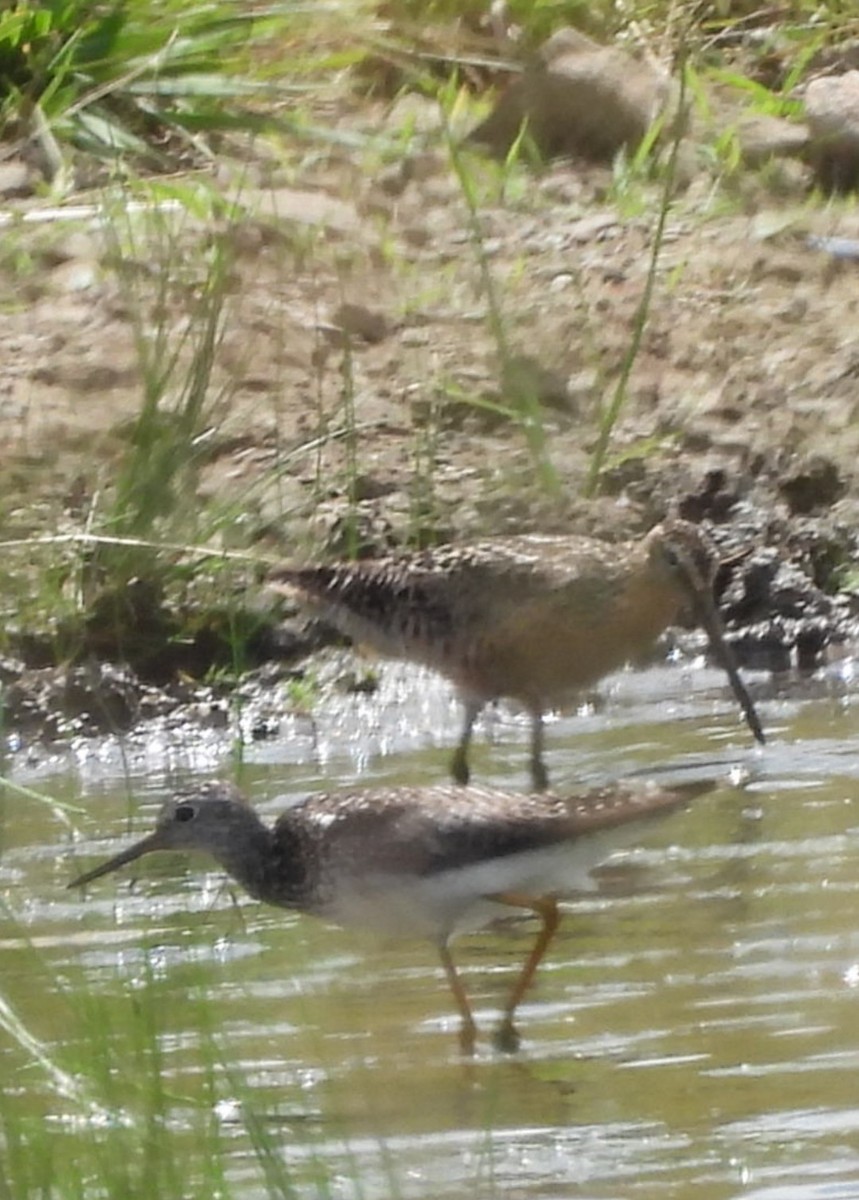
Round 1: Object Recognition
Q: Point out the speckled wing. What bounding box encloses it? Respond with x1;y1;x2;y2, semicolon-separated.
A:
277;781;711;880
270;535;627;661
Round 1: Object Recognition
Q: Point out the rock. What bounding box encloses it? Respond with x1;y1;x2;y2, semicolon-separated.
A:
500;353;574;414
384;93;445;135
0;656;25;684
330;302;390;343
48;260;98;293
233;187;362;235
806;235;859;261
565;368;600;408
566;213;620;242
469;28;681;164
804;70;859;191
809;38;859;76
737;113;809;166
678;468;741;523
0;160;33;199
335;668;379;696
778;455;846;515
717;543;851;671
351;473;399;502
375;150;446;198
40;231;99;266
376;162;411;197
62;663;140;730
2;663;142;738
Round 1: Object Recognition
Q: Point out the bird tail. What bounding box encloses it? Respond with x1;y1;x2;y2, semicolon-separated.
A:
268;565;339;603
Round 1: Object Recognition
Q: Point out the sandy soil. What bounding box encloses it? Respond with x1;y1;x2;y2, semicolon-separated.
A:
3;135;859;546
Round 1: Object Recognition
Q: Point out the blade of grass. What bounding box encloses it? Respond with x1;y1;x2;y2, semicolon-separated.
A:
585;47;690;497
0;777;85;827
438;90;560;496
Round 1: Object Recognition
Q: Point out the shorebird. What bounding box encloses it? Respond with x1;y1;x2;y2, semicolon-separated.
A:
69;777;715;1052
270;520;764;790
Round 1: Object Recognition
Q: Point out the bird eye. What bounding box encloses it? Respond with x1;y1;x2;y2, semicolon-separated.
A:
174;804;196;823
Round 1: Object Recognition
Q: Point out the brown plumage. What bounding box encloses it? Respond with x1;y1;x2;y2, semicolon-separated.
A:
69;777;716;1051
270;520;764;789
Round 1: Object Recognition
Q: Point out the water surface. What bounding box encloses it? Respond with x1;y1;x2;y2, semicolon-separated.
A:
3;654;859;1198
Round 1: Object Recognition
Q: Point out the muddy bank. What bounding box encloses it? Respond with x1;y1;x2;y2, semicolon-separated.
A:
3;459;858;748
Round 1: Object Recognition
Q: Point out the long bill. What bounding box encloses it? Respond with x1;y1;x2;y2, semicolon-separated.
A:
690;586;765;746
67;830;166;889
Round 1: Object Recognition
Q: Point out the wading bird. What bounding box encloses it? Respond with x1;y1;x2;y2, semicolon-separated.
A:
70;777;716;1052
270;520;763;789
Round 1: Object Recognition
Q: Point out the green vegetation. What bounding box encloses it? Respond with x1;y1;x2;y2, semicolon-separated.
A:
0;0;296;175
0;919;325;1199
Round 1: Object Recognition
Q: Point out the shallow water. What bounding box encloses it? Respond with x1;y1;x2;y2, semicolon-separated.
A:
4;654;859;1198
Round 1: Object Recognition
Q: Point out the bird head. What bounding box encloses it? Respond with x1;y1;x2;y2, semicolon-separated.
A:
645;519;765;746
67;782;254;889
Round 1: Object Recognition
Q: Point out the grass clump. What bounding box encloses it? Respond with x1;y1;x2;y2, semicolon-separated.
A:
0;0;296;179
0;195;282;690
0;951;311;1200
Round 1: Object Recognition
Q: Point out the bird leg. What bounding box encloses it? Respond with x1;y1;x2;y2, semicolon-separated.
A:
450;698;482;786
437;937;477;1055
487;892;560;1052
528;709;548;792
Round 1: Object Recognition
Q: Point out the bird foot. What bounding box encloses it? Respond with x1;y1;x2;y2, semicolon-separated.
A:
492;1020;521;1054
458;1019;477;1056
450;749;471;787
530;761;549;793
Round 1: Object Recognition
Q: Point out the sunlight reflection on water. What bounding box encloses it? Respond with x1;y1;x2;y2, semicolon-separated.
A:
4;654;859;1198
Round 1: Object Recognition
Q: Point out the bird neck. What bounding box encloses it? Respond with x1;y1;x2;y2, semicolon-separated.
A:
624;546;687;624
210;809;318;912
208;813;282;906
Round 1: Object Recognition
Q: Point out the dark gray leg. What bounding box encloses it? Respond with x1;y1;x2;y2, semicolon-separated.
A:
529;709;548;792
450;699;481;786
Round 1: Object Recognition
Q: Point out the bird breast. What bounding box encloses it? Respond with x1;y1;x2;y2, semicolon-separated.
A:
464;572;686;705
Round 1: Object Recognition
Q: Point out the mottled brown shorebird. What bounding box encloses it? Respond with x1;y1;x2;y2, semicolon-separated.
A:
69;777;715;1052
270;520;764;790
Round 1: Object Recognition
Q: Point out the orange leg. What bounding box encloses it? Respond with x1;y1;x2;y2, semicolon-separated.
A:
437;937;477;1055
488;892;560;1052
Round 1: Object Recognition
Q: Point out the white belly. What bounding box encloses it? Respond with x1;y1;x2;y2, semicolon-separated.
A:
316;823;657;942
